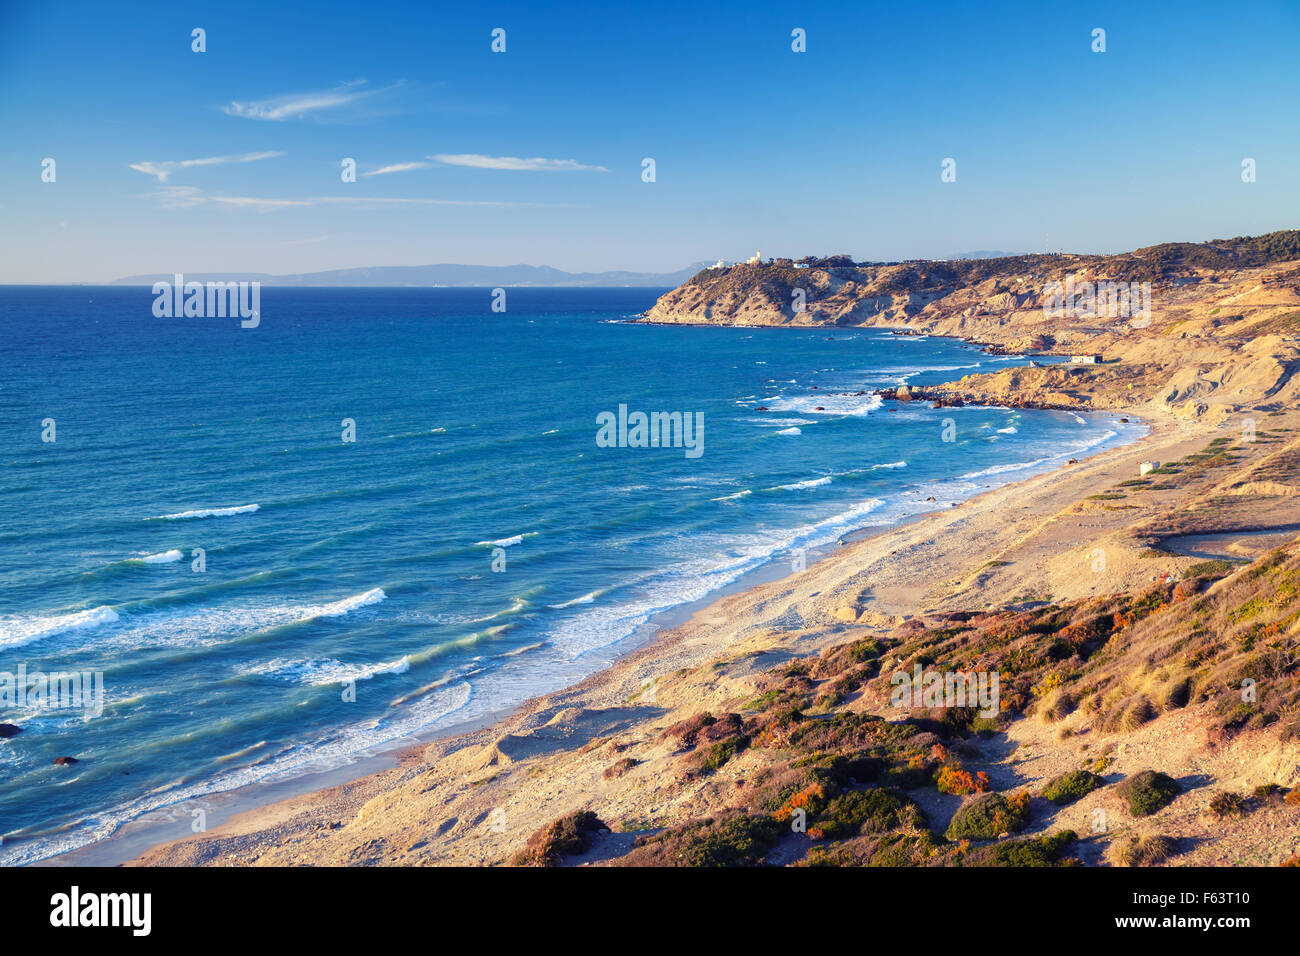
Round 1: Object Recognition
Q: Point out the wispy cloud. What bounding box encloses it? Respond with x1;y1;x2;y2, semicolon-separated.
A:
429;153;607;172
362;161;431;177
222;81;397;121
315;196;518;208
129;151;283;183
141;185;521;213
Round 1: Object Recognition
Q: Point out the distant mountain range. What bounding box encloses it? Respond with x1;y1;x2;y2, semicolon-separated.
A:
112;262;713;288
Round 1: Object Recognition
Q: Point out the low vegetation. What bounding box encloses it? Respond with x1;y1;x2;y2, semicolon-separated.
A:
1117;771;1182;817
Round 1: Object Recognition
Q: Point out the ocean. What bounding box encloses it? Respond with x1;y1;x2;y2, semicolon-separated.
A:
0;285;1144;863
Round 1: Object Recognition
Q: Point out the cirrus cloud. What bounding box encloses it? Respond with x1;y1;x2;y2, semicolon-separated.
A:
429;153;607;172
222;81;398;121
362;161;432;177
128;151;284;183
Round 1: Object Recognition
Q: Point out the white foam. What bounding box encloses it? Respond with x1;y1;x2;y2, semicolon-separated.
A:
0;605;119;649
742;417;817;427
711;490;752;502
468;595;529;622
475;532;537;548
313;587;387;619
241;655;410;686
136;550;183;564
996;426;1018;434
548;590;603;609
959;428;1120;482
776;427;802;436
153;504;259;521
763;393;883;417
546;497;886;660
80;589;389;655
771;477;832;491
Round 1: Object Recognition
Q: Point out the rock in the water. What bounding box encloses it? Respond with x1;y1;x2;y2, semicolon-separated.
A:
0;723;22;739
53;756;79;766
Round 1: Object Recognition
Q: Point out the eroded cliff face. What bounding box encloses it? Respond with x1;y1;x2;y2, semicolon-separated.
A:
642;235;1300;420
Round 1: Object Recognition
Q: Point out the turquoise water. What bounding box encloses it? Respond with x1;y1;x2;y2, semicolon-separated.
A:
0;286;1143;862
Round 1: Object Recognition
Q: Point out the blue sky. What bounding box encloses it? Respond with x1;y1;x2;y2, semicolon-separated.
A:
2;0;1298;283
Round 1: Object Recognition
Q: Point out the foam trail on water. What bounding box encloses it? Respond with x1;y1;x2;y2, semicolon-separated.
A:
475;532;537;548
152;504;259;520
136;550;183;564
0;606;119;649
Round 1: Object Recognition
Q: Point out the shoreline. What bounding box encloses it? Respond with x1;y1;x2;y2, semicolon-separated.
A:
90;387;1181;867
22;334;1155;868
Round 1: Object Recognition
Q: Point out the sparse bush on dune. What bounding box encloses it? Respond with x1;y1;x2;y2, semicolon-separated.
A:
1206;791;1249;817
964;830;1080;867
511;811;607;866
1042;770;1105;806
807;788;928;840
1117;771;1181;817
619;812;782;867
800;829;949;867
1038;687;1078;723
1110;833;1179;867
603;757;639;780
1121;696;1159;732
945;791;1032;840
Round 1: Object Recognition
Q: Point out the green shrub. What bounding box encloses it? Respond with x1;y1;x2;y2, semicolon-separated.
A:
1117;771;1181;817
964;830;1079;867
620;812;781;867
945;792;1032;840
1041;770;1104;805
811;788;926;840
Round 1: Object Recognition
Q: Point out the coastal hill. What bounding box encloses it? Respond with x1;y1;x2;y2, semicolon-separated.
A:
645;231;1300;424
133;230;1300;869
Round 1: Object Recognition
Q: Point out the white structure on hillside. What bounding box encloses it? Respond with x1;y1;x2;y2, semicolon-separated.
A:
747;250;762;264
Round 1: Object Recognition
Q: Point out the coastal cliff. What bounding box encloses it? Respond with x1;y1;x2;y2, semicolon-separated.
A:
645;233;1300;422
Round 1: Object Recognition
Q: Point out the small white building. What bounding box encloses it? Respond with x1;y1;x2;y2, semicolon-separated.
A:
793;262;810;269
747;250;763;264
1140;461;1160;476
1070;354;1102;364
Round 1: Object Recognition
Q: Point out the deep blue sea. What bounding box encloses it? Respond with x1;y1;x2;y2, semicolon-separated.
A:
0;286;1144;863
